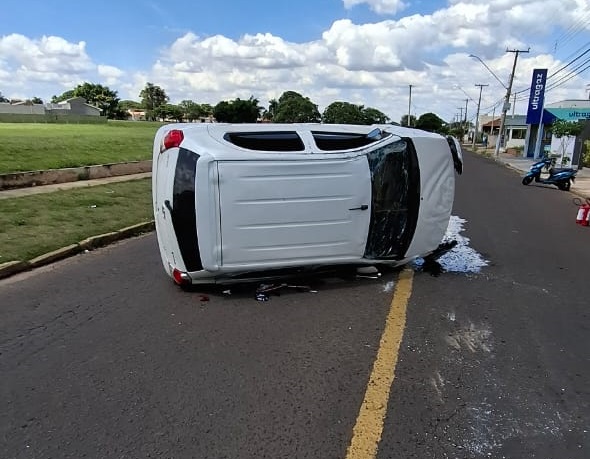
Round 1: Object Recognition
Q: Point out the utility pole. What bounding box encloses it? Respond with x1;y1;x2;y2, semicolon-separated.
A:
494;48;529;157
408;85;413;127
491;103;497;149
464;98;469;141
512;93;517;117
472;84;489;150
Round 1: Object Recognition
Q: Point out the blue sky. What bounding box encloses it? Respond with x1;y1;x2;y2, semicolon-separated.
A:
1;0;589;123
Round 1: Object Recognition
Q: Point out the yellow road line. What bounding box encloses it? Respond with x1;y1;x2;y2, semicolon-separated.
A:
345;268;414;459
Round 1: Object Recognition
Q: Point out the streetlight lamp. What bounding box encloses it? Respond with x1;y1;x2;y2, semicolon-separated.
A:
469;50;528;157
468;54;507;90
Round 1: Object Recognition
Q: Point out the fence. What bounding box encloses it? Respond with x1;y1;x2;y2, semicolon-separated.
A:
0;114;107;124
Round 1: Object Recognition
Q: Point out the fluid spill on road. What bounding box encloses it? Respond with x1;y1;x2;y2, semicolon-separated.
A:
414;216;489;274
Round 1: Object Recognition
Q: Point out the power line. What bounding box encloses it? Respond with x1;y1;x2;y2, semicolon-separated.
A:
511;44;590;98
548;48;590;80
545;59;590;91
553;11;590;50
513;54;590;101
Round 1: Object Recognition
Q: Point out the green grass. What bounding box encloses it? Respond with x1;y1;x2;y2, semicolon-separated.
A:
0;178;153;262
0;121;165;174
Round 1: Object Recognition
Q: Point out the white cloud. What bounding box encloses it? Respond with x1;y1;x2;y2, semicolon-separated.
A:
343;0;407;15
1;0;588;122
97;64;124;86
0;33;94;98
0;34;93;74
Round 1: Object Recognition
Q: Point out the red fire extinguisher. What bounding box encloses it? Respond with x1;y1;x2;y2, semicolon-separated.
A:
574;197;590;226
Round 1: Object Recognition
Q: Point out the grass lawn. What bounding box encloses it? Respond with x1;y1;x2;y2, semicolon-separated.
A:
0;120;164;174
0;178;153;262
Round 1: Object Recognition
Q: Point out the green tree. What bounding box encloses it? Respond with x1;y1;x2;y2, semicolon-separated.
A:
262;99;279;121
213;97;262;123
52;83;120;119
179;100;202;122
448;121;465;139
119;100;142;111
415;112;446;133
400;114;417;127
30;96;43;104
273;91;321;123
0;92;8;103
322;102;366;124
200;103;213;117
139;83;169;120
362;107;390;124
322;102;391;125
549;119;584;164
152;104;184;122
51;90;75;103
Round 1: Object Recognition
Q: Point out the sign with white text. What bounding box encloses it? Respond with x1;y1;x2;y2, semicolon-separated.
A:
526;69;548;124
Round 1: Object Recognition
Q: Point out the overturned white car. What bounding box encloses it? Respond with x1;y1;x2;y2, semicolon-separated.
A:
152;123;463;286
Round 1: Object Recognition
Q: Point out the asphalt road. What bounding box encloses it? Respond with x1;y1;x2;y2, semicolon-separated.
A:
1;151;589;459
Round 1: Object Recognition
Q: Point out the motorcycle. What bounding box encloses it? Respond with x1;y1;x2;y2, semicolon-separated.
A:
521;157;577;191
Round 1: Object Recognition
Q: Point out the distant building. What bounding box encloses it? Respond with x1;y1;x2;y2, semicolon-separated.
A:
0;102;45;115
480;114;528;150
0;97;102;118
45;97;102;116
127;109;146;121
526;99;590;164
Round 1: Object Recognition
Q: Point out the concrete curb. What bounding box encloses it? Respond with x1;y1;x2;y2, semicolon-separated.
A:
0;160;152;190
0;221;155;280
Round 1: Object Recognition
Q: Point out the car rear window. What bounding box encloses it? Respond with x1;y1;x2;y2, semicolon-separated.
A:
224;131;305;151
312;130;391;151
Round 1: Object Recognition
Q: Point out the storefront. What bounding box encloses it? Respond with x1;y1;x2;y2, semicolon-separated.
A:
525;99;590;165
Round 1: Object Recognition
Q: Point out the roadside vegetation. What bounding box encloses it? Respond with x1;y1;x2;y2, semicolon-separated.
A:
0;179;152;262
0;121;163;173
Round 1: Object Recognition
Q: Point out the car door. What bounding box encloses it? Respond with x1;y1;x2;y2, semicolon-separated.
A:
216;156;372;268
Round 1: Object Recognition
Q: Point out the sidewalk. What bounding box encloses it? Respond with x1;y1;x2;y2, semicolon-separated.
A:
472;148;590;198
0;172;151;200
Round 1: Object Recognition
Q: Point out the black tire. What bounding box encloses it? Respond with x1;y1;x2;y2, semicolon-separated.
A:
522;176;533;185
557;180;571;191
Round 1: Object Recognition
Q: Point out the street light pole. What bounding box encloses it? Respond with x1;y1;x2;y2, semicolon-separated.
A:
472;84;488;150
464;98;468;140
468;54;508;90
408;84;413;127
494;49;529;157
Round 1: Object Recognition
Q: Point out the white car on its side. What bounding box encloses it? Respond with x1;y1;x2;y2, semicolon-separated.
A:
152;123;463;286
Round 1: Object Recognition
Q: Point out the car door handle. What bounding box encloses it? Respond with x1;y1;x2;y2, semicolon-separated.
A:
349;204;368;211
164;200;173;213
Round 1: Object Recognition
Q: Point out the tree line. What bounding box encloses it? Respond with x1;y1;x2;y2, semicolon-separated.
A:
2;84;455;135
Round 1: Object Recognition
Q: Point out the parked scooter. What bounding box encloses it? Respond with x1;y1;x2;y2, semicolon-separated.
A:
521;157;577;191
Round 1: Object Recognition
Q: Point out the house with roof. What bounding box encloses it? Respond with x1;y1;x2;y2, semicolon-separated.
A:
0;97;103;122
480;114;528;150
45;97;102;116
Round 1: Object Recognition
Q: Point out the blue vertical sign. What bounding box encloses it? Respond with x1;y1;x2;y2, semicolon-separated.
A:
526;68;548;124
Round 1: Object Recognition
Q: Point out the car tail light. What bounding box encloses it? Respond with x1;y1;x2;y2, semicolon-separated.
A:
172;268;191;285
161;129;184;152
